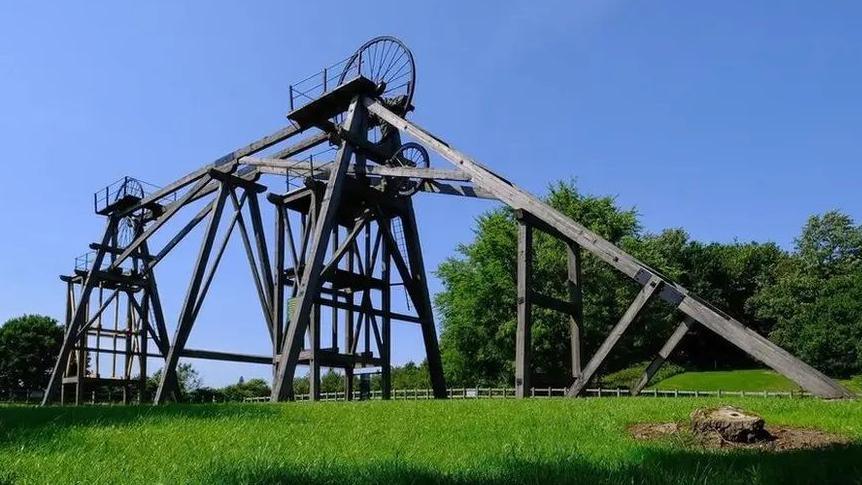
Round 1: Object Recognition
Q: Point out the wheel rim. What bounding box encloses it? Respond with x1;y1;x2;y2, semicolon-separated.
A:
339;36;415;115
388;142;429;197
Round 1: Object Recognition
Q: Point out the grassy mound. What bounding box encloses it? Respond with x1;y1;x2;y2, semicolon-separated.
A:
651;369;800;392
1;398;860;484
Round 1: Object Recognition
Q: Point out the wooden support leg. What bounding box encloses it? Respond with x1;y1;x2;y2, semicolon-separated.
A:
567;277;661;397
400;203;447;398
344;246;355;401
155;183;229;404
309;304;321;401
567;242;583;380
273;205;285;382
631;317;693;396
271;97;365;402
380;221;392;400
515;221;533;398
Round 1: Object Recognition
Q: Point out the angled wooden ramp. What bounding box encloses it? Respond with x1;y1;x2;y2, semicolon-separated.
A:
363;98;852;399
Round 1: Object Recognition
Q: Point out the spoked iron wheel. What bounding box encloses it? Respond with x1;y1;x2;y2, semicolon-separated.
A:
115;216;140;250
386;142;429;197
339;36;416;115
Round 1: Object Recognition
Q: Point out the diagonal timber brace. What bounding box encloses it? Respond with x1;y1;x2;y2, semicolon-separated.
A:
365;97;852;399
631;317;694;395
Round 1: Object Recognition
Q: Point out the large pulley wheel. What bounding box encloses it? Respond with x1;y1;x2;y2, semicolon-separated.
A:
339;36;416;115
386;142;429;198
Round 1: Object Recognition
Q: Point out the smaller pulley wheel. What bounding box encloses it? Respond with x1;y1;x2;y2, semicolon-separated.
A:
386;142;429;197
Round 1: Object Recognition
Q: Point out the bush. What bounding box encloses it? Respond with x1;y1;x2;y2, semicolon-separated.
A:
599;361;686;389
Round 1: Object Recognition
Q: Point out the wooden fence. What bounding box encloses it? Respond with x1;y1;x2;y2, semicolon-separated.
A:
243;387;822;402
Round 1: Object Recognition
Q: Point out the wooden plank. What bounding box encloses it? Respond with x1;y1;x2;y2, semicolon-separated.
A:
530;292;574;315
244;157;473;182
631;317;693;396
181;348;273;365
272;204;286;376
227;189;274;337
380;220;392;400
567;242;584;379
567;277;661;397
319;211;372;280
271;97;365;402
515;221;533;399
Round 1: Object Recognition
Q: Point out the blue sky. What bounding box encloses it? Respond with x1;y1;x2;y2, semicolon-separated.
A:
0;1;859;387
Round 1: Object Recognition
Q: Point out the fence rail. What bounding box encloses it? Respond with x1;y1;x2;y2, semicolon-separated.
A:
243;387;821;403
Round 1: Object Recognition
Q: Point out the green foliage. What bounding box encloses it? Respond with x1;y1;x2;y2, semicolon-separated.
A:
219;377;271;401
600;361;686;389
146;363;203;399
436;181;643;387
0;315;63;396
752;211;862;377
1;399;861;483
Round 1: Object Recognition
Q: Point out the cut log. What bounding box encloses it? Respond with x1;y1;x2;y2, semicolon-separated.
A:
690;406;768;443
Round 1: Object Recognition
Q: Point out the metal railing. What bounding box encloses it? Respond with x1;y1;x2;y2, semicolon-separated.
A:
288;46;379;112
93;176;173;214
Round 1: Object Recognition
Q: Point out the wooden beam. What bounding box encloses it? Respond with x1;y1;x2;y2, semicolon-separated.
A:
677;296;854;398
530;291;574;315
244;157;473;182
631;317;693;396
567;277;662;397
271;97;365;402
155;183;229;404
567;242;584;380
399;201;447;398
115;124;303;218
515;221;533;398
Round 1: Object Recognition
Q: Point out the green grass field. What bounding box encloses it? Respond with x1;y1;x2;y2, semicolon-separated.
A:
649;369;862;394
1;398;861;484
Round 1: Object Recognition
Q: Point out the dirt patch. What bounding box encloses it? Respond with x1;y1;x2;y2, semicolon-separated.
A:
628;422;850;452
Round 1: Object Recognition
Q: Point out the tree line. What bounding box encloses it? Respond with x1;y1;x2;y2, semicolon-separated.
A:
435;180;862;387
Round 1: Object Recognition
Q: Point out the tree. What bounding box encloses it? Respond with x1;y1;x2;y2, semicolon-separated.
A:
434;180;803;387
146;362;203;399
753;211;862;377
435;181;647;387
0;315;63;397
220;377;270;401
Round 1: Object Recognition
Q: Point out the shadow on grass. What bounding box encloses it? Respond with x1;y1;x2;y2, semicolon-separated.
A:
0;403;280;447
203;444;862;485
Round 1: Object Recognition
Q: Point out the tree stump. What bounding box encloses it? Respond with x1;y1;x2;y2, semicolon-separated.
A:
690;406;768;443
